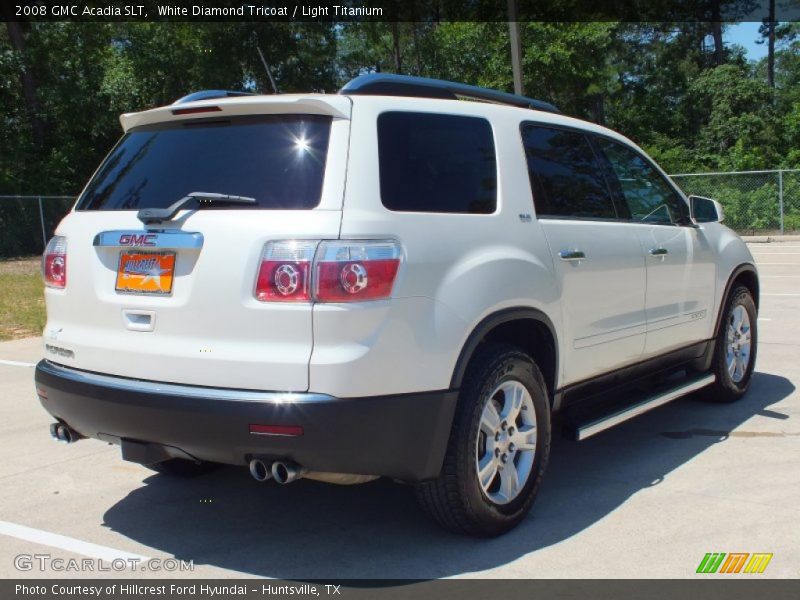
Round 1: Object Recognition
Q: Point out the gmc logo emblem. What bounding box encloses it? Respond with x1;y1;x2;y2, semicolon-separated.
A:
119;234;157;246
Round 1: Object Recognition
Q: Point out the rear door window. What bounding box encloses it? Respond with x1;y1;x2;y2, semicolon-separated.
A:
377;112;497;214
520;124;617;220
77;115;332;211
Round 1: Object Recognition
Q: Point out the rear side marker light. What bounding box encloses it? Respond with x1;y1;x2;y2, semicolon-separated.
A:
43;236;67;289
249;424;304;436
171;106;223;116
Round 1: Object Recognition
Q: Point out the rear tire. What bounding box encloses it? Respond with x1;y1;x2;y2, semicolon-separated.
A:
415;343;551;536
145;459;218;477
707;285;757;403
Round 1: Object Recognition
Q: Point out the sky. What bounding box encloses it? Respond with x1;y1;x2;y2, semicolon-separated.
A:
725;22;768;61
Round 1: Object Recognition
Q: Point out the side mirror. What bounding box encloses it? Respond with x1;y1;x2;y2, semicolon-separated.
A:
690;195;724;223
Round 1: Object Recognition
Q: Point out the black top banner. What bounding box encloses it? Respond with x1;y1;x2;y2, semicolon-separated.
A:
3;0;800;23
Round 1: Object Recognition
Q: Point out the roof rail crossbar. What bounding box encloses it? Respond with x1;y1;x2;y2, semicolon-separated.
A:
338;74;560;114
172;90;256;105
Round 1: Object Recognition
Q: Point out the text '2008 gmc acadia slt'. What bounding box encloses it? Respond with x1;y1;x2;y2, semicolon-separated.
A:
35;74;758;536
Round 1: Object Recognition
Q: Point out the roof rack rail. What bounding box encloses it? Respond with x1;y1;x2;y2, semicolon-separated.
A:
338;73;560;114
172;90;256;105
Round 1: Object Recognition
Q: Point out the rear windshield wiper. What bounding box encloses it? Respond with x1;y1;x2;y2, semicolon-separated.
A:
137;192;257;224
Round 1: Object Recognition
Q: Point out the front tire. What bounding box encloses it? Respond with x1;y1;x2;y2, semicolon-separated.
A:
708;285;757;402
415;343;551;536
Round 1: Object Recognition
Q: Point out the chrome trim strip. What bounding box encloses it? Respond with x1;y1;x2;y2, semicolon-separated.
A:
576;373;716;441
93;230;204;249
39;361;334;404
573;323;647;349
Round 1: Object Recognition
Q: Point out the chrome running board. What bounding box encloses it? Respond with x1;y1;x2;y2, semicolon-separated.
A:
573;373;716;441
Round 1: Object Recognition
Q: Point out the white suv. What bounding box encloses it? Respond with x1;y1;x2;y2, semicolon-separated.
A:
35;74;759;536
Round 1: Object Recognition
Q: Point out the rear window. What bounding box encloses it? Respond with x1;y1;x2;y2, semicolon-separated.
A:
77;115;332;211
377;112;497;214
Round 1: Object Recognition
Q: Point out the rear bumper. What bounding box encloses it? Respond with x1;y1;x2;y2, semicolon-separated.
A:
34;360;458;482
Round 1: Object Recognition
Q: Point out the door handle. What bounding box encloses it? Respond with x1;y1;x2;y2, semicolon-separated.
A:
649;248;668;257
559;249;586;261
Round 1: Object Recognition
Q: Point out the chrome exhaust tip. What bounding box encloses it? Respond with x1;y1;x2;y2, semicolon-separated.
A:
248;459;272;482
60;425;73;443
50;422;79;443
271;460;307;484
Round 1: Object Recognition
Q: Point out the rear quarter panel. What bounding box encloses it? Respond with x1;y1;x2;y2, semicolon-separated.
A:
313;97;562;397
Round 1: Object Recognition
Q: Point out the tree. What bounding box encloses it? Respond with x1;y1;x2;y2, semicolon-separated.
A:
3;18;800;205
688;63;779;169
3;21;44;147
0;21;339;195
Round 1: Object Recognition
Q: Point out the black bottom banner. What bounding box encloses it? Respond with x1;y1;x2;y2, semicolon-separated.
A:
6;580;800;600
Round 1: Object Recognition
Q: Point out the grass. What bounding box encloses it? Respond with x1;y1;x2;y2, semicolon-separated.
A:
0;257;45;341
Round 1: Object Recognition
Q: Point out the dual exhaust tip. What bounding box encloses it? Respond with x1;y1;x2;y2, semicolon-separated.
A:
49;425;302;483
248;458;306;484
49;422;81;444
48;424;303;484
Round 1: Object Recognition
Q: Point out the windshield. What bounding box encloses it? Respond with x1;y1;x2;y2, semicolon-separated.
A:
77;114;332;211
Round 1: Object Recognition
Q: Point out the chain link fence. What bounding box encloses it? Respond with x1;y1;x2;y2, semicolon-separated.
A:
0;195;76;258
670;169;800;235
1;169;799;258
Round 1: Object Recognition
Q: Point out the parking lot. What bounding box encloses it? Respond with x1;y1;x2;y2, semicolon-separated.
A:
0;240;798;580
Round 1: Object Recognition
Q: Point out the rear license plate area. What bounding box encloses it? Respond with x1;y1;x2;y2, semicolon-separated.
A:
115;251;175;295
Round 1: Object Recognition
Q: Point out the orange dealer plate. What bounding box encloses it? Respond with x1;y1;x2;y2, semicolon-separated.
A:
115;251;175;295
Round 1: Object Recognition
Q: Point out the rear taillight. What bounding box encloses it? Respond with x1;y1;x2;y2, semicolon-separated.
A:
254;240;401;303
255;241;317;302
315;241;401;302
43;236;67;289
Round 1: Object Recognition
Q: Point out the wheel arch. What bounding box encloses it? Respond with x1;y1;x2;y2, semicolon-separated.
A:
450;308;559;404
715;263;759;337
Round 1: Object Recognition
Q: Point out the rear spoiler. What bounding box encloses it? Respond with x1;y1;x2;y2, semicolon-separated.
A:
119;95;351;132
